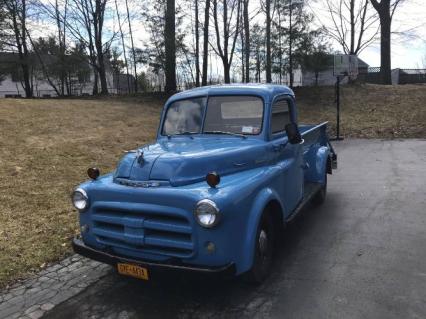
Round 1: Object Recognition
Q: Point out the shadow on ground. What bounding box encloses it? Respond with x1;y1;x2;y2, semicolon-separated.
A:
44;203;323;319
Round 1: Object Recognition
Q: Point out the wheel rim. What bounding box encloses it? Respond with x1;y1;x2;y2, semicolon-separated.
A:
258;229;269;261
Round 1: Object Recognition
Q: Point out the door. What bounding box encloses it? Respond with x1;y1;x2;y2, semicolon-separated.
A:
269;97;304;216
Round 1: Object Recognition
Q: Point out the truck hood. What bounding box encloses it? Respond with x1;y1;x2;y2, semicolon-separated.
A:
114;138;268;186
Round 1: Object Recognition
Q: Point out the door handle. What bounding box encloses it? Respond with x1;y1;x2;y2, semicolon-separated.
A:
272;142;287;152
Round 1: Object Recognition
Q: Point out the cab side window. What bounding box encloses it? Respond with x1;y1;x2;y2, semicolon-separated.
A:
271;99;291;134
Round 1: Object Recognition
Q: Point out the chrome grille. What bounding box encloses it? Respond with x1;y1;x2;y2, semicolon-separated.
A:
91;208;194;258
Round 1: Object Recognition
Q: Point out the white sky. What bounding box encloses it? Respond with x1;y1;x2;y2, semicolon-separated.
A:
309;0;426;68
32;0;426;71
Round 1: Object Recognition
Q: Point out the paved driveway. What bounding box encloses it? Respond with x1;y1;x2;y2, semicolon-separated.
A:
2;139;426;319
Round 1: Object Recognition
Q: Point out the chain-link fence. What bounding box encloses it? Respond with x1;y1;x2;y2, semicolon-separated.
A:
357;67;426;85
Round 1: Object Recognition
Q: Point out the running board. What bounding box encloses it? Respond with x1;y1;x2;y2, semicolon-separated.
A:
285;183;322;223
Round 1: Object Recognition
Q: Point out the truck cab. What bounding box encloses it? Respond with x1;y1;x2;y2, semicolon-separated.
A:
71;84;337;283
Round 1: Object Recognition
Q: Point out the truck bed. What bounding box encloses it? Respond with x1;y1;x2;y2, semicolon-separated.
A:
284;122;333;222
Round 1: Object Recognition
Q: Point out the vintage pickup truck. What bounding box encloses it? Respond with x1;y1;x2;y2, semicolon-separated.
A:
71;84;337;283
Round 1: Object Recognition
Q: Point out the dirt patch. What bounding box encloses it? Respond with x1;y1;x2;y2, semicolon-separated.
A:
0;84;425;288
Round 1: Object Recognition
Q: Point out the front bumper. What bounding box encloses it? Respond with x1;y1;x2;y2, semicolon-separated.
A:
72;237;235;275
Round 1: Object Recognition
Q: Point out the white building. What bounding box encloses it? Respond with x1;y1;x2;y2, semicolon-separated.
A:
301;55;370;86
0;52;125;97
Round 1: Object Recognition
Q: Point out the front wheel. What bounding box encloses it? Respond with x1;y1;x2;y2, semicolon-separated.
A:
244;210;276;284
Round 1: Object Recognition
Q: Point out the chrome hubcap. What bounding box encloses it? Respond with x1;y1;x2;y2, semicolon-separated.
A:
259;229;268;256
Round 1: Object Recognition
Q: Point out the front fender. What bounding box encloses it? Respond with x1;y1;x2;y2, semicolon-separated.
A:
238;187;284;274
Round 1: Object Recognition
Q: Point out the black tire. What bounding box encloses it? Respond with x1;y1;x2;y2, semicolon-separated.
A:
312;173;327;206
244;209;276;284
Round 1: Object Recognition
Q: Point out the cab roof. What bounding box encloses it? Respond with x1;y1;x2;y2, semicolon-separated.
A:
166;84;295;104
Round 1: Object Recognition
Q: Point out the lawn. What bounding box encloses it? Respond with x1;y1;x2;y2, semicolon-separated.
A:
295;84;426;138
0;84;425;288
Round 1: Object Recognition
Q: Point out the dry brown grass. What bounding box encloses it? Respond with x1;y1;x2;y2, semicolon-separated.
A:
0;96;163;287
296;84;426;138
0;84;425;288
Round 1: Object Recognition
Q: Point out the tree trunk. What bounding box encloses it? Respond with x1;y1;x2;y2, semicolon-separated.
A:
202;0;210;86
256;48;260;82
194;0;200;87
241;28;245;82
278;9;282;84
93;0;108;95
223;60;231;83
243;0;250;82
379;13;392;84
370;0;393;85
265;0;271;83
223;0;229;83
350;0;355;54
92;68;99;95
96;41;108;94
165;0;177;93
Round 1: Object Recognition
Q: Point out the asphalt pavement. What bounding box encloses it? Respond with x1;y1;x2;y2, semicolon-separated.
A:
3;139;426;319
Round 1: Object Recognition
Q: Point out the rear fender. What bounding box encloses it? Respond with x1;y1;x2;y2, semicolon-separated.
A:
314;146;330;184
238;187;284;274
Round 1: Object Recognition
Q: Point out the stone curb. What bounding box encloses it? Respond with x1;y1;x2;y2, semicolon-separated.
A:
0;255;110;319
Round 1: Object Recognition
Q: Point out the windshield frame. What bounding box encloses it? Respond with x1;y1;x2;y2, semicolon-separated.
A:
159;94;266;138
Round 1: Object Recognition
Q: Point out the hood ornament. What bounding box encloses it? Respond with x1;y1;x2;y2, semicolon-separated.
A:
137;149;144;164
123;149;144;164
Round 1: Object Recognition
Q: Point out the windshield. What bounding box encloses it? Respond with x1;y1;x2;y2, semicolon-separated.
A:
162;97;206;135
162;95;263;136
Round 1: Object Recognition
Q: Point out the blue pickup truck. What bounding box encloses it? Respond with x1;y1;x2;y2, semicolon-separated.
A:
71;84;337;283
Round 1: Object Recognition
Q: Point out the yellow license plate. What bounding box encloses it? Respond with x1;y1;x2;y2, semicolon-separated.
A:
117;263;149;280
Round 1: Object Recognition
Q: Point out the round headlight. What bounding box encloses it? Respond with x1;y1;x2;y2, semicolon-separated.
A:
194;199;220;228
72;188;89;211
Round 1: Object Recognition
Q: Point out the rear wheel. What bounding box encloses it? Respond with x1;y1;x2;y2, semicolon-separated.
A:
312;173;327;206
245;210;276;284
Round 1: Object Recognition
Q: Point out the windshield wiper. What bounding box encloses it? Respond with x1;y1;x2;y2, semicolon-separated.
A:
204;130;247;139
167;131;198;139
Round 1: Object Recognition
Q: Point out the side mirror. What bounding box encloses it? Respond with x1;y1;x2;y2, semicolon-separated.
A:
285;123;302;144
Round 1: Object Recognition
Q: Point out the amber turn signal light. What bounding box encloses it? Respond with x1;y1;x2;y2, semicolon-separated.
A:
206;172;220;188
87;167;100;180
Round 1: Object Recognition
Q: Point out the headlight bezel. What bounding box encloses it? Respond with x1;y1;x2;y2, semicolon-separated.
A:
194;199;221;228
71;188;89;211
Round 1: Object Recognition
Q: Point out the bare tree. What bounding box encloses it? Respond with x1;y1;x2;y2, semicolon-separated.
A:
323;0;379;55
114;0;130;93
211;0;242;83
243;0;250;82
194;0;200;86
124;0;137;92
66;0;109;94
54;0;68;95
93;0;108;94
34;0;71;95
370;0;404;84
165;0;176;93
202;0;210;86
265;0;271;82
3;0;33;97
